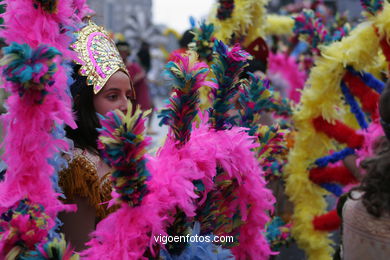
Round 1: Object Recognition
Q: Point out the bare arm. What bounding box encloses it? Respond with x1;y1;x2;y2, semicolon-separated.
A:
59;197;96;252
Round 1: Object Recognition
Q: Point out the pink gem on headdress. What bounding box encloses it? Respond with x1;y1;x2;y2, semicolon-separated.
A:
71;20;129;94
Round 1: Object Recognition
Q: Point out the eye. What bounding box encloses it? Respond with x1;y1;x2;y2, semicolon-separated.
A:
107;94;118;101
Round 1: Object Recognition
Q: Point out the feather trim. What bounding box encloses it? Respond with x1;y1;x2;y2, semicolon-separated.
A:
312;117;364;149
59;155;110;219
312;210;341;231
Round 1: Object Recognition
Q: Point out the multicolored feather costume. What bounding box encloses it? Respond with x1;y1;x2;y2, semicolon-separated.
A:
0;0;88;258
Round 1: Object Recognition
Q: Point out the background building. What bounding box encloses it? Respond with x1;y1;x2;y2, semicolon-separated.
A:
268;0;362;19
87;0;152;33
89;0;363;34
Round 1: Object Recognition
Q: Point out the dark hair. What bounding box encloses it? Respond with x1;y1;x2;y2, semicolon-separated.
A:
179;30;194;48
116;40;130;48
137;42;151;72
116;41;131;54
350;139;390;218
65;64;100;154
245;59;268;74
238;59;267;81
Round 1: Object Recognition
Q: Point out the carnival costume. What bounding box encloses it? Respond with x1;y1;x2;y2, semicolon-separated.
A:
59;21;133;219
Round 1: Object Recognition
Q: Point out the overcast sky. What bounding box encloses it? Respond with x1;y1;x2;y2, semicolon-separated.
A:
152;0;214;33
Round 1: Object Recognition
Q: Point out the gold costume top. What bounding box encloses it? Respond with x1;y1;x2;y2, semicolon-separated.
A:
59;148;116;219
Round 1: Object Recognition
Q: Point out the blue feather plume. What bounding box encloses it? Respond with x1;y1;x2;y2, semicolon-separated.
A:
320;183;343;197
347;66;385;94
340;81;369;129
314;147;355;168
209;40;251;130
0;42;61;102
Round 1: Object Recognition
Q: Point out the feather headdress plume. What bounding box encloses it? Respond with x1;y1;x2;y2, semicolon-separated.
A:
255;125;290;179
360;0;384;15
98;102;151;207
294;9;351;54
239;73;292;135
238;73;291;179
190;21;215;62
159;50;214;145
209;40;251;130
293;9;330;54
238;74;271;134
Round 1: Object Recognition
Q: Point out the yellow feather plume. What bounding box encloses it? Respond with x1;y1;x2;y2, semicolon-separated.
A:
209;0;269;46
264;14;294;36
285;2;390;259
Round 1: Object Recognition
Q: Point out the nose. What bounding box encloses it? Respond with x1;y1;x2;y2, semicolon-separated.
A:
119;96;128;114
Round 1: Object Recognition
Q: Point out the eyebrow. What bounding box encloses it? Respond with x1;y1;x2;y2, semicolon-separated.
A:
103;88;134;95
102;88;121;93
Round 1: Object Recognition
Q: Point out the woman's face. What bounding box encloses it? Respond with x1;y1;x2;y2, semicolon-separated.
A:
93;71;133;116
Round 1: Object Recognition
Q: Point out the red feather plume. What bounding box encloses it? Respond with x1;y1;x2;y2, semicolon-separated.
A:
312;209;341;231
309;165;358;185
312;117;364;149
343;71;379;119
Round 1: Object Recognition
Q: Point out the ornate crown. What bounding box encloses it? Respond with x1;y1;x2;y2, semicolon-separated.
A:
71;21;129;94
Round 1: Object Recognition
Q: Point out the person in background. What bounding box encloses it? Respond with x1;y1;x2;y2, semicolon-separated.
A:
137;41;152;73
116;40;155;134
336;80;390;260
167;29;194;62
338;139;390;260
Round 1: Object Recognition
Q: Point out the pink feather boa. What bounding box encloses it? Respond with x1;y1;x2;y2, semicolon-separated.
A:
0;0;86;248
340;122;385;194
0;65;75;214
268;52;306;103
0;0;86;57
82;116;275;259
357;121;385;161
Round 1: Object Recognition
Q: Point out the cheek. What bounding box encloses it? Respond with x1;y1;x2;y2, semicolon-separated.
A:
93;96;116;116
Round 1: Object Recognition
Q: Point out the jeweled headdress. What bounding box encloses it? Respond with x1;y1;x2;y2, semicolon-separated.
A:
71;20;129;94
